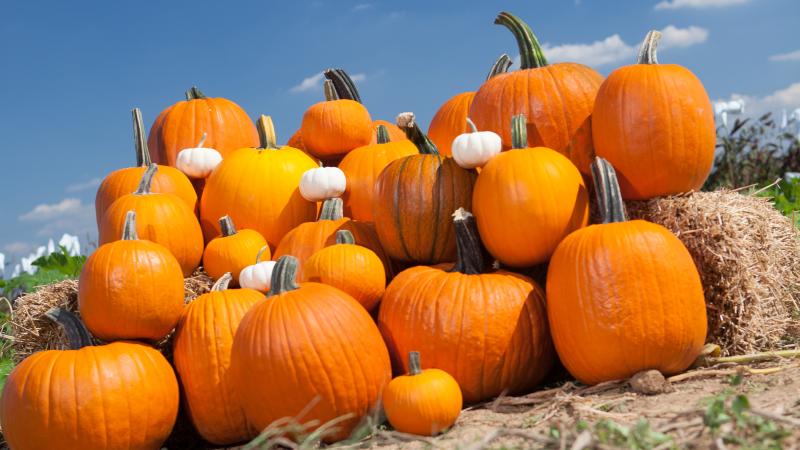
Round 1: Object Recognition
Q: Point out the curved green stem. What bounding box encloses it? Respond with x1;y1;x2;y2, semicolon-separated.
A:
44;307;93;350
511;114;527;149
590;157;627;223
336;230;355;245
323;80;340;101
324;68;363;103
257;115;279;149
376;125;391;144
219;215;237;237
408;351;422;376
449;208;485;275
212;273;232;291
319;198;344;221
495;12;548;69
396;112;440;157
268;255;301;296
132;108;152;167
122;211;138;241
487;53;513;80
637;30;661;65
466;117;479;133
185;86;207;100
135;164;158;195
197;132;207;148
255;245;270;264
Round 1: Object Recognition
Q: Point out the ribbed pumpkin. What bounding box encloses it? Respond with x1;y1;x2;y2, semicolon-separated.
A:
200;115;318;248
0;309;179;450
230;256;391;443
338;125;418;221
378;209;554;403
371;120;407;143
172;273;264;445
273;198;390;276
469;12;603;174
148;86;259;166
100;164;204;276
203;215;269;284
95;108;196;224
472;115;589;268
593;31;716;199
302;230;386;311
547;158;707;385
81;211;184;341
373;113;477;264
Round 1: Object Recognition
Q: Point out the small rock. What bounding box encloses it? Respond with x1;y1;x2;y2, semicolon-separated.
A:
629;370;672;395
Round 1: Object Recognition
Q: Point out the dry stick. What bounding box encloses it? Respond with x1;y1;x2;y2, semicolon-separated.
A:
668;365;792;383
702;349;800;365
749;408;800;427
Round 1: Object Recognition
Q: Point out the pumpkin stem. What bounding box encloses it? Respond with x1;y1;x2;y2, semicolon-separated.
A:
396;112;440;157
44;307;93;350
487;53;513;80
637;31;661;65
323;80;340;101
197;132;207;148
255;245;270;264
212;273;233;291
319;198;344;221
135;164;158;195
336;230;355;245
257;115;279;150
466;117;479;134
122;210;138;241
408;351;423;376
324;68;363;103
450;208;485;275
268;255;300;296
132;108;152;167
495;12;548;69
185;86;207;100
376;125;391;144
219;215;237;237
511;114;527;149
591;157;628;223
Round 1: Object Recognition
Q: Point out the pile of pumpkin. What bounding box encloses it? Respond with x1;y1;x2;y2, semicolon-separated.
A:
0;12;718;449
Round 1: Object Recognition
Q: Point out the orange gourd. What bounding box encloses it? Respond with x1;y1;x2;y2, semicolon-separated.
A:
371;120;407;143
547;158;707;385
592;31;716;199
203;215;269;284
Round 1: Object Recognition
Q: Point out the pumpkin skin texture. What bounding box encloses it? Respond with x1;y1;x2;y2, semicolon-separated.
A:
203;215;269;284
546;158;707;385
592;31;715;200
300;80;373;159
148;86;259;166
428;92;475;157
230;256;392;443
371;120;407;143
172;274;263;445
100;165;204;276
469;13;603;174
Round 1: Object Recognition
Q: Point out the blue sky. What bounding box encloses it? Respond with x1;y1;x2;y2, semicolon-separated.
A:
1;0;798;260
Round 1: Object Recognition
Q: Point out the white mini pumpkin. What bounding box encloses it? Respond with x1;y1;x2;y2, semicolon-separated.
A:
176;133;223;178
451;118;502;169
299;166;346;202
238;246;276;293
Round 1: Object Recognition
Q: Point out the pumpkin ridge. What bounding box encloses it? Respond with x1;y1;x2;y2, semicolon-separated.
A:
427;158;443;263
391;157;413;261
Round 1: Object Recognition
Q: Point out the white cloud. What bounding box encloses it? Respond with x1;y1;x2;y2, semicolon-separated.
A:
66;176;102;193
655;0;749;10
353;3;372;11
289;72;367;94
718;82;800;117
18;198;96;238
659;25;709;48
769;50;800;62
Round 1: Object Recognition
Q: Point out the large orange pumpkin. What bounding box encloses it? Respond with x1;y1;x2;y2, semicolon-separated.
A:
147;86;259;166
95;108;196;224
0;309;179;450
373;113;477;264
230;256;391;443
472;115;589;268
378;208;554;403
200;115;318;248
469;12;603;174
100;164;204;276
593;31;716;199
203;215;269;284
547;158;707;385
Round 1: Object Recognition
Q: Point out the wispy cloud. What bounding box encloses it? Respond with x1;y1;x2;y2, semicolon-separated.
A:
3;241;33;255
352;3;372;11
769;50;800;62
717;81;800;117
66;176;103;193
659;25;709;48
654;0;749;10
19;198;96;237
289;72;367;94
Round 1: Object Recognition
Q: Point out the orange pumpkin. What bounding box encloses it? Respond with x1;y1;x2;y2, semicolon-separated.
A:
593;31;716;200
172;273;263;445
378;208;554;403
230;256;391;443
546;157;707;385
382;351;462;436
469;12;603;174
100;164;204;276
200;115;318;248
373;113;477;264
95;108;196;224
147;86;259;166
0;308;178;450
371;120;407;143
302;230;386;311
338;125;418;221
203;215;269;284
472;115;589;268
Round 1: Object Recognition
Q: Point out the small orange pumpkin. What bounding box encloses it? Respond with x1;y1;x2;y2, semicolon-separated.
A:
370;120;407;143
203;215;269;284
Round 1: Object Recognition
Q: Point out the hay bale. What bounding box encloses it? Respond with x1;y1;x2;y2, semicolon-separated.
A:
627;190;800;355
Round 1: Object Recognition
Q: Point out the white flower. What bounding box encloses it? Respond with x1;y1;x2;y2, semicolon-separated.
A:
0;253;5;279
58;233;81;256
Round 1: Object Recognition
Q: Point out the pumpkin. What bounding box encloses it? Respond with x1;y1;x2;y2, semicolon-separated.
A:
382;351;462;436
0;308;179;450
592;31;716;199
230;256;391;443
203;215;269;284
378;208;554;403
338;125;418;221
172;273;264;445
472;115;589;268
95;108;196;225
451;118;502;169
81;211;184;341
299;166;347;202
238;246;276;293
273;197;390;276
302;230;386;311
287;128;305;150
546;157;707;385
147;86;259;166
371;120;407;143
373;113;477;264
469;12;603;174
100;164;204;276
428;54;512;156
176;132;223;178
200;115;318;247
